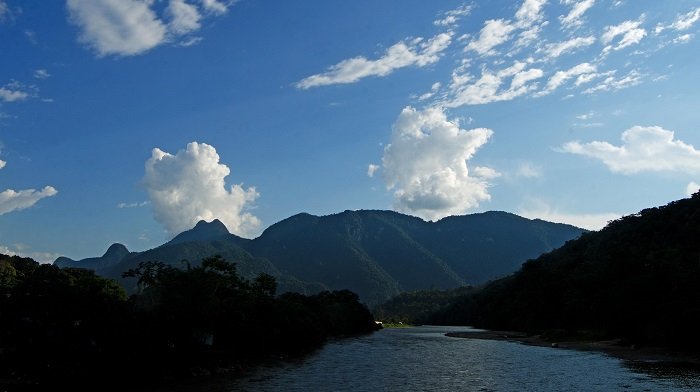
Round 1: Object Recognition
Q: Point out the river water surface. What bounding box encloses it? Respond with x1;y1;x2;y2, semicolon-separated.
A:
181;326;700;391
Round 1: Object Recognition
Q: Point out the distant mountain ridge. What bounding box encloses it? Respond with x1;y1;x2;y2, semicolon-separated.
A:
55;210;585;305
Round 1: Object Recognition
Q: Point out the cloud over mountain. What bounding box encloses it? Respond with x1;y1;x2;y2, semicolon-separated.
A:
143;141;261;238
380;107;495;221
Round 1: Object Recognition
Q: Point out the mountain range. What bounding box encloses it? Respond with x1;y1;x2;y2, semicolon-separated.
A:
55;210;585;305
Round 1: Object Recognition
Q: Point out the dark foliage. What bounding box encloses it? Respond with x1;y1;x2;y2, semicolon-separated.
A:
373;286;474;325
425;193;700;351
0;255;379;389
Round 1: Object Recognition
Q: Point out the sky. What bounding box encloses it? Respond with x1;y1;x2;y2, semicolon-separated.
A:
1;0;699;262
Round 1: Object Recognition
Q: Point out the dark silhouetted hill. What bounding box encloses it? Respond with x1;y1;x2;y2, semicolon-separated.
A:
55;211;585;305
425;193;700;350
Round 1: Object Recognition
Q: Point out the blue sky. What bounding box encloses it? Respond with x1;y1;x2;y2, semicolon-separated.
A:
1;0;699;261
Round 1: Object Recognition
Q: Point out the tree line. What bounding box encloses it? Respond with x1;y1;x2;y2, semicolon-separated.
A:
0;254;379;388
420;193;700;351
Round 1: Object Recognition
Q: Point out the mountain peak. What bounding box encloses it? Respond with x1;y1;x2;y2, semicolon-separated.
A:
193;218;228;232
167;219;231;245
103;243;129;258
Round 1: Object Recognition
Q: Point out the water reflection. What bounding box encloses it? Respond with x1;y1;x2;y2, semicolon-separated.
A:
171;326;700;391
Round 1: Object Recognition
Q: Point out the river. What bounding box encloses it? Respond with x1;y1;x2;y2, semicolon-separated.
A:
171;326;700;391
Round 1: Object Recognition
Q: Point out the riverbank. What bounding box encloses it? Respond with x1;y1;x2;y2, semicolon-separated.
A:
445;330;700;365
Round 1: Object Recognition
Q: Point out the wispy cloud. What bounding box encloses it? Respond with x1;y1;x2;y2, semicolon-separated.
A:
515;0;548;28
0;1;9;23
582;69;642;94
167;0;201;35
561;125;700;175
515;162;544;179
117;201;150;209
417;82;442;101
434;4;473;27
33;69;51;79
536;62;598;96
0;186;58;215
297;33;453;89
445;61;544;106
0;81;29;102
669;7;700;31
543;35;595;58
601;17;647;53
559;0;596;30
465;19;516;56
367;164;380;178
202;0;232;15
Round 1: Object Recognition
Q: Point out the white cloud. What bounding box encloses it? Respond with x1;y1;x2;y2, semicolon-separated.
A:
515;162;543;178
515;0;548;28
465;19;515;56
519;207;620;230
117;201;150;208
536;62;597;96
434;4;472;27
575;110;595;120
67;0;168;56
0;160;5;170
66;0;234;56
0;83;29;102
473;166;501;179
686;181;700;197
33;69;51;79
418;82;441;101
167;0;201;35
601;18;647;52
0;244;61;264
514;22;547;48
559;0;596;30
670;7;700;31
380;107;494;221
179;36;203;47
582;69;642;94
561;125;700;175
297;33;453;89
543;35;595;58
0;1;9;23
367;164;380;178
445;61;544;106
673;33;693;44
143;141;261;238
0;186;58;215
202;0;230;15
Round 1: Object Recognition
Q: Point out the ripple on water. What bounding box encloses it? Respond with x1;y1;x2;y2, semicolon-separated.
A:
208;326;700;392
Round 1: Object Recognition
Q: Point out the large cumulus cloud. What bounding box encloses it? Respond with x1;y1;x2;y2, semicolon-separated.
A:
381;107;495;221
143;142;261;238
